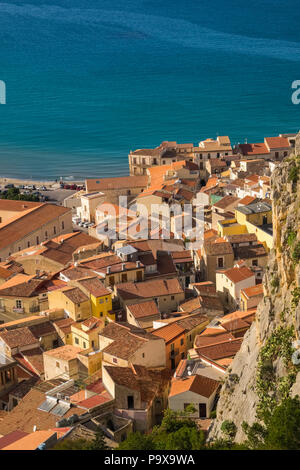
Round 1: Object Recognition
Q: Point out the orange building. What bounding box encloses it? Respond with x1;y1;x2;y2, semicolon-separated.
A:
152;323;186;371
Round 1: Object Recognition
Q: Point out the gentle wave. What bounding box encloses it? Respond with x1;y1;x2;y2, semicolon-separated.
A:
0;3;299;61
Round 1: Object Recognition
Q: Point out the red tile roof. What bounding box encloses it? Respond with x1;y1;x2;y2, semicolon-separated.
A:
265;136;290;149
222;266;254;284
169;374;219;398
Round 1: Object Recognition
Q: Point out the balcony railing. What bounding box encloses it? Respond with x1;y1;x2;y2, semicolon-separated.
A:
12;307;24;314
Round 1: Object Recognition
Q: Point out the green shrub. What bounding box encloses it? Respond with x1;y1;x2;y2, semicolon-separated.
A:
287;230;297;247
288;165;299;184
221;420;237;440
292;242;300;262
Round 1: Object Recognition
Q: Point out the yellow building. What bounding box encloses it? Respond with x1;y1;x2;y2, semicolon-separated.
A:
73;277;113;320
217;218;247;237
235;202;273;250
218;202;273;250
48;286;91;322
71;316;104;350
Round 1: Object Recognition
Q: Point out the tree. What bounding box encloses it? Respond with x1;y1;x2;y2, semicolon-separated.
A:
220;420;237;440
53;438;92;450
88;428;109;450
118;408;205;451
1;187;39;202
53;427;109;450
241;396;300;450
264;397;300;450
118;432;155;450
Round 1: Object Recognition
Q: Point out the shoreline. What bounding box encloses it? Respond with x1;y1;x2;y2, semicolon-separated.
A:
0;176;85;189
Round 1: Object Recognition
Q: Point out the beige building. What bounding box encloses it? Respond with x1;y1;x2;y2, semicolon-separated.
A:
102;364;170;432
115;278;185;314
0;201;72;262
85;176;148;204
129;141;194;176
216;265;256;310
77;253;145;288
99;321;166;368
43;344;83;381
10;231;100;275
202;239;234;283
43;344;102;380
193;136;232;164
71;316;104;350
126;300;160;329
76;192;105;223
48;286;91;321
168;358;221;418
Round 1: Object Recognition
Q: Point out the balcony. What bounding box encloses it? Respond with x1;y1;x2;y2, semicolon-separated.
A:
12;307;24;314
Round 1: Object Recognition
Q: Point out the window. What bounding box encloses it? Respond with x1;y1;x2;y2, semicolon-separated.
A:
75;337;79;345
109;276;115;286
62;221;64;230
106;297;109;302
27;242;30;248
121;273;128;283
16;300;22;309
153;158;157;165
180;338;184;346
45;231;48;238
99;298;104;304
53;226;56;235
252;259;258;267
171;296;175;300
127;395;134;409
83;342;86;349
217;257;224;268
56;361;60;368
36;236;39;244
92;340;95;348
142;353;145;358
181;352;185;359
170;343;174;351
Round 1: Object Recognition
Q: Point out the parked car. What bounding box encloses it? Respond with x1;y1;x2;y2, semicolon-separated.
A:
4;184;14;189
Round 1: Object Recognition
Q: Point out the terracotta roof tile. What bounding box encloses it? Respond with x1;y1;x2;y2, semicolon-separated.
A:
127;300;160;319
222;266;254;284
169;374;219;398
152;323;185;343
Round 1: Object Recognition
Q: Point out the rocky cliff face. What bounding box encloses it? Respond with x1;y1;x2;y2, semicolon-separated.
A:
209;141;300;443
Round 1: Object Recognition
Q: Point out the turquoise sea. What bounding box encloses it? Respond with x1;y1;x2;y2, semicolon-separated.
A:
0;0;300;180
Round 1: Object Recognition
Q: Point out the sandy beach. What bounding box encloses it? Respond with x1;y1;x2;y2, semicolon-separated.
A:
0;176;85;189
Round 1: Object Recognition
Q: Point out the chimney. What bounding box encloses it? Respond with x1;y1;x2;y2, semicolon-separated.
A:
106;266;111;274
